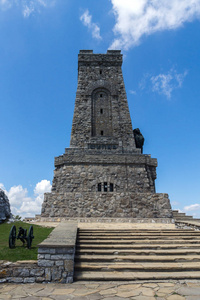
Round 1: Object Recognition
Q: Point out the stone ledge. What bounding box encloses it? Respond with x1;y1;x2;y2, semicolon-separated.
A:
55;152;157;167
38;221;77;248
37;221;77;283
0;222;78;284
35;217;174;224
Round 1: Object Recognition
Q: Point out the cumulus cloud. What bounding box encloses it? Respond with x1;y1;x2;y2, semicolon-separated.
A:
0;180;52;218
110;0;200;50
184;204;200;211
0;0;55;17
139;68;187;99
80;9;102;40
151;69;188;98
182;203;200;218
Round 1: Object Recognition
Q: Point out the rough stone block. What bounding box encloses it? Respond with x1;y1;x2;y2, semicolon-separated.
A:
30;268;45;277
51;268;62;281
37;254;45;259
45;268;51;281
66;276;73;283
38;247;56;254
55;260;64;266
13;268;29;277
8;277;23;283
35;276;45;283
24;277;35;283
64;260;74;272
38;260;54;267
50;255;65;260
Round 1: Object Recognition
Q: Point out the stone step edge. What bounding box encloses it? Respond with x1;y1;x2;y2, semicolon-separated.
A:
78;228;193;234
78;233;200;236
74;271;200;281
77;236;200;240
75;255;200;262
75;262;200;271
77;244;200;249
76;249;200;254
77;240;200;244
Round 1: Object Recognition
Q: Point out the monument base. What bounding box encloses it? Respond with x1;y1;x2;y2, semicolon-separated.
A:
41;192;172;219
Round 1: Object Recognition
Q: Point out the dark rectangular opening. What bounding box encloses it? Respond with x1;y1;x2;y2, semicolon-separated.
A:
110;183;113;192
100;108;103;114
98;183;101;192
101;130;104;136
104;182;107;192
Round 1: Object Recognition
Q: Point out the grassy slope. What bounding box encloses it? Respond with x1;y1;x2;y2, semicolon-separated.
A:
0;221;54;262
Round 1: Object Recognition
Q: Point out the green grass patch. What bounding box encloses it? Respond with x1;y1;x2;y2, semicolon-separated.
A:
0;221;54;262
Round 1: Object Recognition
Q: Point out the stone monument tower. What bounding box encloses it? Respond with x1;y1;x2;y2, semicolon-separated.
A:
41;50;172;220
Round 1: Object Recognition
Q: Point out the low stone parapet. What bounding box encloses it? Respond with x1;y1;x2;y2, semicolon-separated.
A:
0;221;78;283
37;221;77;283
0;261;38;283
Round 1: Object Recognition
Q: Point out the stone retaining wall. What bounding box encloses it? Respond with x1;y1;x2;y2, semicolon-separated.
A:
42;192;172;219
0;222;77;283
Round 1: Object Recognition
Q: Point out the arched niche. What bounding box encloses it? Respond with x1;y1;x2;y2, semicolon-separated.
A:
91;88;113;137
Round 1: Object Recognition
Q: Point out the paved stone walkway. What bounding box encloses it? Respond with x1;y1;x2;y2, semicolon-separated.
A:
1;280;200;299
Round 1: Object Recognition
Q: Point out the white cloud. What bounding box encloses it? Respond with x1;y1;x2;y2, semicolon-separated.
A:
130;90;137;95
110;0;200;50
184;204;200;211
151;69;188;98
23;5;34;18
0;183;6;190
182;203;200;218
0;180;52;218
139;68;187;99
80;9;102;40
0;0;55;17
34;179;52;205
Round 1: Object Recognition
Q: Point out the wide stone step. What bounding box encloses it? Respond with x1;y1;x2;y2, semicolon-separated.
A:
78;233;200;238
75;228;200;281
75;261;200;271
74;271;200;281
77;243;200;249
76;248;200;255
79;229;193;233
75;254;200;262
77;238;200;244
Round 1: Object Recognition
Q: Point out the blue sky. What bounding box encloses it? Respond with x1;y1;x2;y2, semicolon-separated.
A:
1;0;200;218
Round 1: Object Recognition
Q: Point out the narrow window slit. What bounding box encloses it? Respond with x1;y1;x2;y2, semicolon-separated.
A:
110;183;114;192
98;183;101;192
104;182;107;192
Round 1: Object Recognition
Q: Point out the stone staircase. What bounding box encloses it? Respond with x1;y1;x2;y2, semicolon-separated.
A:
74;228;200;281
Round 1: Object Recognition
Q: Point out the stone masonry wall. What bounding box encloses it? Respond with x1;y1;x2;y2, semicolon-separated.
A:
0;247;74;284
42;192;172;219
0;222;77;284
70;50;136;151
52;157;157;194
